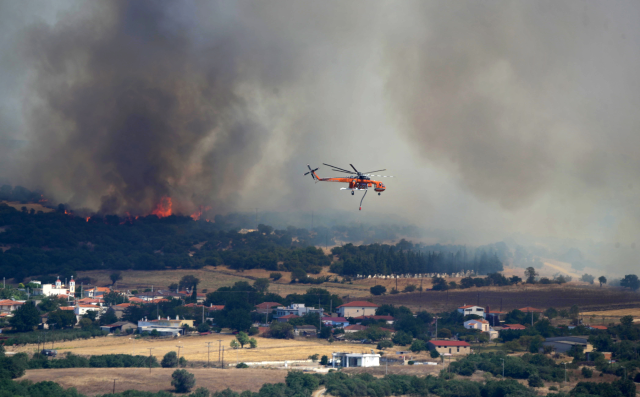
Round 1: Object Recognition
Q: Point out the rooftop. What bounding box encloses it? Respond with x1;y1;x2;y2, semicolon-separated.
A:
430;340;470;347
337;301;379;308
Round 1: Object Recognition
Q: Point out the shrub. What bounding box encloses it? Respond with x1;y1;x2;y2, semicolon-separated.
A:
236;363;249;368
249;338;257;348
161;351;178;368
377;340;393;350
370;285;386;295
308;354;319;362
404;284;417;293
528;374;544;387
392;331;413;346
171;369;196;393
410;339;426;352
320;355;329;365
430;349;440;358
408;361;414;365
582;366;593;378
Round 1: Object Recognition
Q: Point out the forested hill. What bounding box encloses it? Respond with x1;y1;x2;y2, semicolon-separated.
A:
0;203;329;282
0;203;504;282
330;241;504;276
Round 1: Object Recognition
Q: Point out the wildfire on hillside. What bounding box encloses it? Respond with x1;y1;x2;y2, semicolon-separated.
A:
190;205;212;221
151;197;172;218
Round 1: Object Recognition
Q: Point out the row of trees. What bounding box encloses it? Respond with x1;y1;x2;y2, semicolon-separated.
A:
331;241;504;276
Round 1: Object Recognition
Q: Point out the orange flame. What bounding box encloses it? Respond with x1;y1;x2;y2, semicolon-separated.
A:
190;205;212;221
151;197;173;218
86;217;90;222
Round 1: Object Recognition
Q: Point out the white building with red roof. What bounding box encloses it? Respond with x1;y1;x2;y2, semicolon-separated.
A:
0;299;25;313
457;305;485;317
428;340;471;355
464;319;490;332
336;301;379;318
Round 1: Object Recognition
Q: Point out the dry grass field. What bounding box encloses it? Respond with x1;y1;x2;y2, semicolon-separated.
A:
0;201;54;213
78;266;372;298
20;367;287;395
581;308;640;317
8;333;375;364
372;284;640;313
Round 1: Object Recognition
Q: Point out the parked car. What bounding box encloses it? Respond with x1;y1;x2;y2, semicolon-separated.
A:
41;349;57;357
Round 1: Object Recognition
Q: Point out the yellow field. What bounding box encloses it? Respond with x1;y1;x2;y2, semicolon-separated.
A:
581;308;640;318
77;266;372;297
8;333;375;364
0;201;54;213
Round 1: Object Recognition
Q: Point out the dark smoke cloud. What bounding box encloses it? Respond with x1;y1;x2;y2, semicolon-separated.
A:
15;1;306;214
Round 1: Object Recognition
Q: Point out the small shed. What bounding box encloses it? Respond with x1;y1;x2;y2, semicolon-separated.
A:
100;321;137;334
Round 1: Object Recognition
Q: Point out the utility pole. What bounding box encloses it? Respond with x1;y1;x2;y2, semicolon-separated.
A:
202;305;205;324
563;362;567;382
435;316;438;339
113;379;117;394
222;346;225;368
218;340;223;366
500;358;504;378
255;208;258;229
176;345;183;367
531;311;534;326
147;348;154;373
206;342;213;367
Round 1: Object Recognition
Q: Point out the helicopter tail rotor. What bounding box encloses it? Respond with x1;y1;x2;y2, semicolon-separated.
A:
304;164;319;182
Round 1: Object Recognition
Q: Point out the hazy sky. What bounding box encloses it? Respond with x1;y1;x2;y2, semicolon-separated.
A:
1;1;640;257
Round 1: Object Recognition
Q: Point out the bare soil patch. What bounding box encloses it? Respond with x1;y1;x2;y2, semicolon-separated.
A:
20;367;287;396
371;284;640;312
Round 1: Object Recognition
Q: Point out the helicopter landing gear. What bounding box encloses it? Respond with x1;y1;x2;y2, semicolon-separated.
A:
378;193;380;196
351;191;354;196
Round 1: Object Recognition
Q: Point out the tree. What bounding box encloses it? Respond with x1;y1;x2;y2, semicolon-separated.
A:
430;349;440;358
509;276;522;285
103;291;128;306
621;274;640;291
308;354;319;362
48;309;77;329
620;315;634;327
582;367;593;378
269;322;294;339
569;305;580;320
377;340;393;349
528;374;544;387
370;285;386;295
544;307;558;319
248;338;257;348
99;309;118;326
253;278;270;294
230;340;240;349
438;328;452;339
179;275;200;291
392;331;413;345
598;276;607;287
10;301;40;332
320;355;329;365
581;274;595;284
270;272;282;281
236;331;250;348
38;296;62;312
109;272;122;287
291;268;307;282
171;369;196;393
162;351;179;368
404;284;417;293
410;339;426;352
524;267;538;284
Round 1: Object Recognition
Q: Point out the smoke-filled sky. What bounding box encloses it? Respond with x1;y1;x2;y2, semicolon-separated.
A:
2;1;640;260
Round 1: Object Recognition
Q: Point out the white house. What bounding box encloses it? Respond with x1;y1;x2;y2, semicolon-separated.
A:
464;319;490;332
457;305;484;317
0;299;25;313
74;303;105;321
336;301;379;318
275;303;323;319
37;276;75;297
332;352;380;368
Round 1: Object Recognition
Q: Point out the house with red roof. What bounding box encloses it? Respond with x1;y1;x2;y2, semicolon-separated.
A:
0;299;25;313
428;340;471;355
457;305;485;317
255;302;283;313
336;301;379;318
464;319;490;332
322;317;350;328
588;325;608;331
353;315;395;324
277;314;300;323
344;324;368;333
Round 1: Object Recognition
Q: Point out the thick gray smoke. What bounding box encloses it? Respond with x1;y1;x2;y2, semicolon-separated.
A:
2;1;640;267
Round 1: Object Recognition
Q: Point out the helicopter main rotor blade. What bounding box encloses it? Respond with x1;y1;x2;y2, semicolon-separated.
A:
323;163;352;173
365;174;394;178
362;169;386;174
350;164;360;174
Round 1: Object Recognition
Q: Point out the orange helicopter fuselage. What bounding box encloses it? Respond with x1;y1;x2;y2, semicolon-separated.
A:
311;171;386;192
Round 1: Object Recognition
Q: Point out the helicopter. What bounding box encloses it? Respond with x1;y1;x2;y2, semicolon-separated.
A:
304;163;393;210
